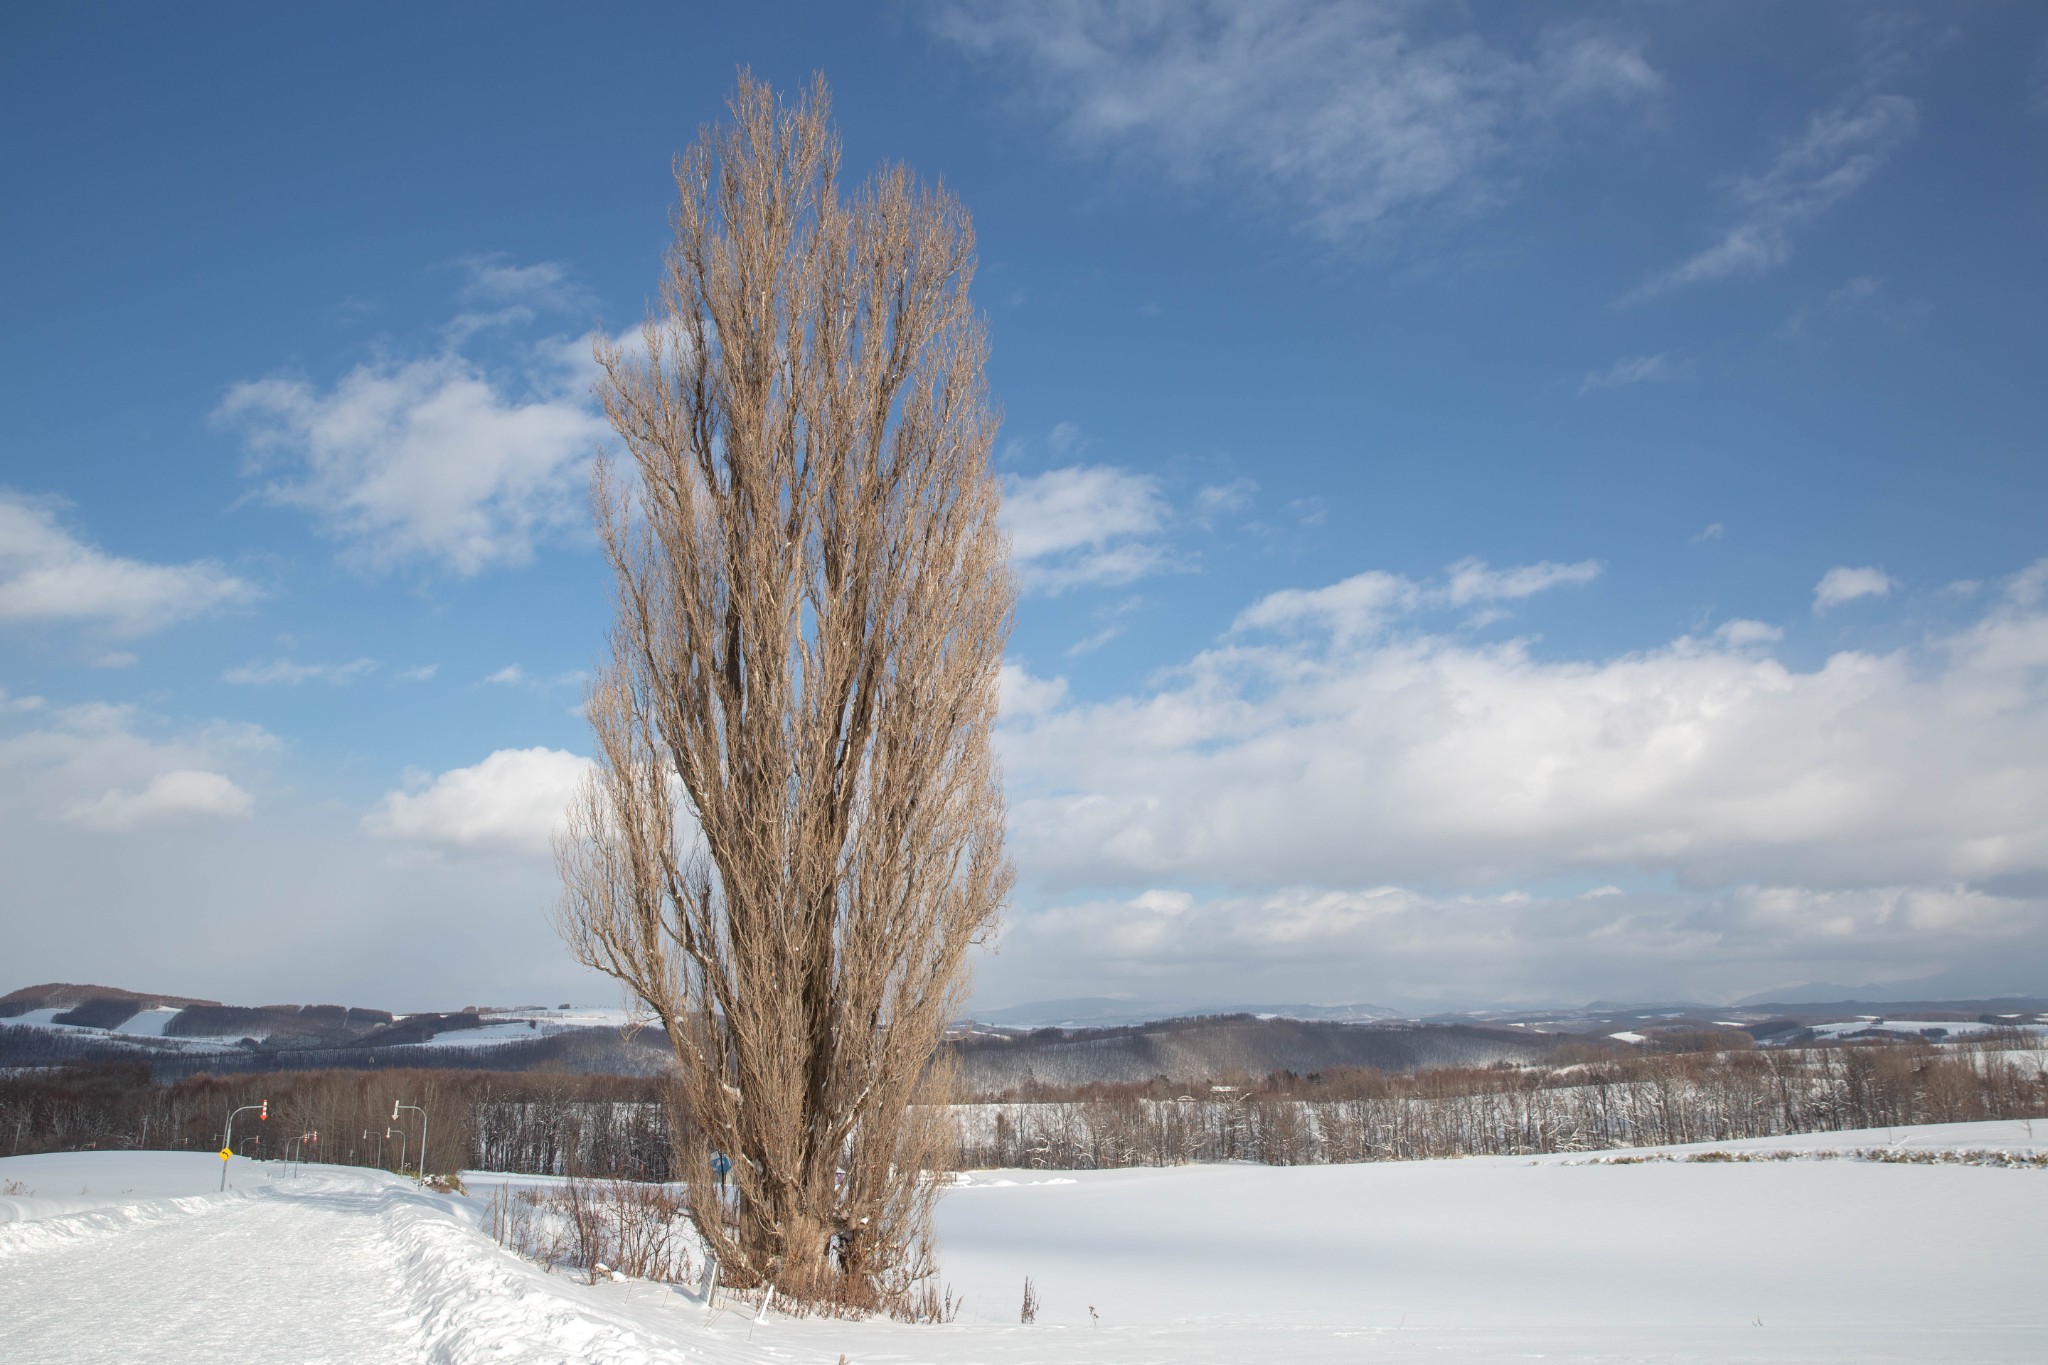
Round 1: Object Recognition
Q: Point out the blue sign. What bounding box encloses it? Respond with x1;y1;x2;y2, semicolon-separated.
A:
709;1152;732;1176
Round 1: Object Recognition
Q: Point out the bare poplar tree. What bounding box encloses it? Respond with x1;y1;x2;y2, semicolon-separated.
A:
555;73;1013;1313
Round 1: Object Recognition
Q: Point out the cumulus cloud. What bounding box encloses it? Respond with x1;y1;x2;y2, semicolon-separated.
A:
0;492;258;635
1813;565;1895;613
1003;464;1171;593
990;879;2045;1009
223;657;376;686
216;340;606;577
933;0;1659;240
1000;663;1070;720
1;700;273;835
1000;558;2048;900
66;769;254;831
364;747;595;855
1632;93;1916;300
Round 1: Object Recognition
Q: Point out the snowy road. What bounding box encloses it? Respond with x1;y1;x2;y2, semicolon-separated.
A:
0;1158;700;1365
1;1175;421;1364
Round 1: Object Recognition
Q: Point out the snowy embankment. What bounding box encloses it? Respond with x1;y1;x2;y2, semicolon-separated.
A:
5;1122;2047;1364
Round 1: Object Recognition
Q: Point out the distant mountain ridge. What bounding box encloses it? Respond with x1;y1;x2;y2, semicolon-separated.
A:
0;982;222;1019
965;996;1401;1028
951;1014;1580;1095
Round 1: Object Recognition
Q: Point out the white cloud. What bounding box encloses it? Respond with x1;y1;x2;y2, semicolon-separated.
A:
458;254;585;309
364;747;595;855
66;769;254;831
1578;354;1669;394
992;879;2044;1009
1782;274;1885;339
399;663;439;682
482;663;585;690
1713;619;1783;648
1443;557;1602;605
216;342;606;577
1813;565;1895;613
0;492;258;635
1633;94;1916;299
1004;464;1171;593
934;1;1659;240
1000;663;1070;720
1;700;273;835
1195;478;1258;519
1234;570;1417;642
92;651;140;669
1692;523;1726;544
1232;557;1600;641
223;657;376;686
1001;558;2048;901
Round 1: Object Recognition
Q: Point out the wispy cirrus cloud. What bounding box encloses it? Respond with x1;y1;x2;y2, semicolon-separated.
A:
0;493;258;635
1579;353;1670;394
1630;93;1916;301
223;657;377;686
1235;557;1602;642
931;0;1660;241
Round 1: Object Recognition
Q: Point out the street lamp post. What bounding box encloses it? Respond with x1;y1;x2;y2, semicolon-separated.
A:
219;1100;267;1192
394;1101;428;1181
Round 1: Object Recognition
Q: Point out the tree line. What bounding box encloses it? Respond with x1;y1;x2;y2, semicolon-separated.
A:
8;1035;2043;1177
957;1036;2048;1168
0;1064;669;1178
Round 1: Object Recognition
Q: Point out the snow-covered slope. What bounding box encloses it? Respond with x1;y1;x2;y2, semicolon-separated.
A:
4;1124;2046;1363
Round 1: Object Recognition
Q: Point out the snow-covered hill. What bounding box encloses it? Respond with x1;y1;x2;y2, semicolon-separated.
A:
5;1122;2046;1363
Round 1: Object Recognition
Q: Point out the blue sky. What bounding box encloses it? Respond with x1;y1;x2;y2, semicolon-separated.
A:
3;1;2045;1013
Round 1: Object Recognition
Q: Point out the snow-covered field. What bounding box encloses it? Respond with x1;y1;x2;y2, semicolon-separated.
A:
5;1122;2046;1363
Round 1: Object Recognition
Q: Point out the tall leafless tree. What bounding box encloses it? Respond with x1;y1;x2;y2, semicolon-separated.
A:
555;72;1013;1313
